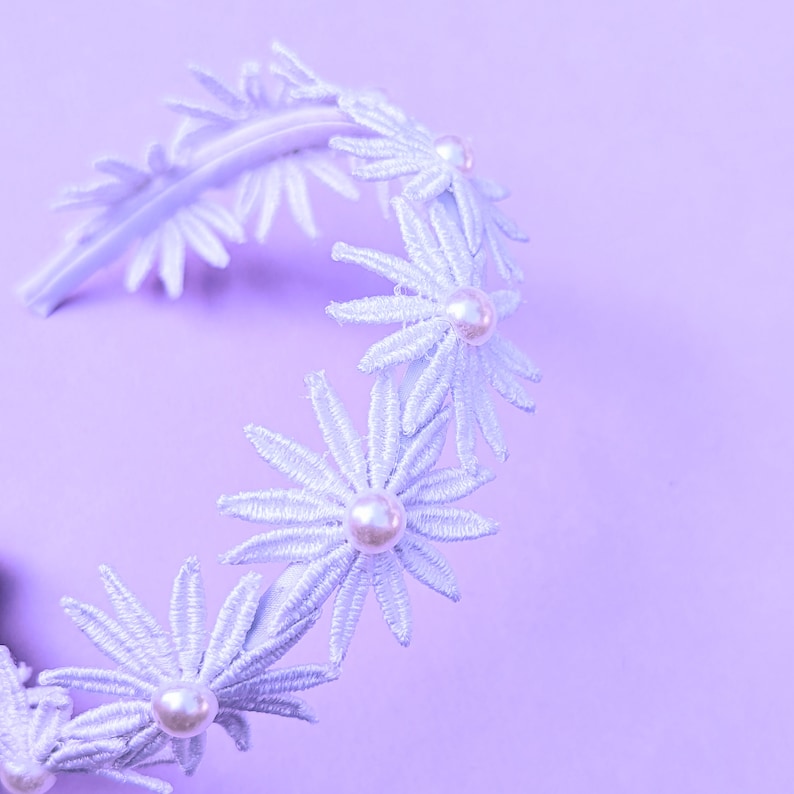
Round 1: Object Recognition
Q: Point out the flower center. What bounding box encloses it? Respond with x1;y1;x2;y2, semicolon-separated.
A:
344;489;406;554
151;681;219;739
0;761;55;794
434;134;474;174
444;287;497;346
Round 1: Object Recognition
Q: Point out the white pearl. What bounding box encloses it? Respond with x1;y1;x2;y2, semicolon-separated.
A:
444;287;497;346
0;761;55;794
344;490;406;554
151;681;219;739
434;134;474;174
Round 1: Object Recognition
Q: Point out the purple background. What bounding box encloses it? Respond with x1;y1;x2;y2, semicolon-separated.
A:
2;2;793;792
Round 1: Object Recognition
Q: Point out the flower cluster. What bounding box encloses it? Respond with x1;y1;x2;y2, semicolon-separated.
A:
12;42;540;794
0;559;336;793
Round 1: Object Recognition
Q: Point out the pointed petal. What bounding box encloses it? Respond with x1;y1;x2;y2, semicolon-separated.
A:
330;555;371;664
367;373;401;490
327;295;439;325
303;154;359;200
388;406;451;495
331;241;444;297
358;318;449;374
157;220;186;299
235;170;263;223
119;724;170;768
175;209;230;269
165;100;236;126
396;535;460;601
472;358;508;462
471;176;510;202
282;159;317;238
215;708;250;751
402;333;458;435
220;528;344;565
353;157;421;181
402;164;453;202
172;732;205;776
190;199;245;243
488;335;542;382
243;424;351;502
372;553;412;646
169;557;207;681
60;598;159;683
273;545;356;629
63;700;151;741
451;351;478;470
480;348;536;413
215;612;318;688
219;664;336;709
244;693;316;721
125;232;161;292
99;566;178;679
95;768;173;794
392;197;453;290
200;572;261;684
451;171;484;251
217;488;344;525
399;466;494;506
484;221;525;283
0;647;27;729
38;667;151;698
254;164;283;242
189;64;246;110
406;506;498;542
93;156;149;186
305;372;368;491
429;199;475;285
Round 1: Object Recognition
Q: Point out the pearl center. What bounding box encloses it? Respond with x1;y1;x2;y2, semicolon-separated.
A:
344;489;406;554
444;287;497;346
0;762;55;794
434;134;474;174
151;681;219;739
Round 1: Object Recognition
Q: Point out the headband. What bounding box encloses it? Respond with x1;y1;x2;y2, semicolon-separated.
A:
3;43;539;794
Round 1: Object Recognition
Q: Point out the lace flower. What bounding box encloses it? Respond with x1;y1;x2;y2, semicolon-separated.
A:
330;94;527;280
170;51;359;242
39;559;336;779
1;646;166;794
327;197;540;469
218;371;497;664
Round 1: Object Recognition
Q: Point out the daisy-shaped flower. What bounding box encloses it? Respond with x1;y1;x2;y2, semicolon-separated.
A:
327;197;541;469
39;559;336;778
1;646;167;794
330;94;528;274
218;370;497;664
168;50;359;242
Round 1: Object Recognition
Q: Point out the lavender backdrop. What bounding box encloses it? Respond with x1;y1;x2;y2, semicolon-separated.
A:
2;2;793;792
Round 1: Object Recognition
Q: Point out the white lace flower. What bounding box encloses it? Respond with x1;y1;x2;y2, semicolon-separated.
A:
218;371;497;664
39;559;336;779
1;646;167;794
327;197;540;469
169;50;359;244
330;94;528;281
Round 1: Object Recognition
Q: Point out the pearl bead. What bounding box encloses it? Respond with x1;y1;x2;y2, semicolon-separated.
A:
444;287;497;346
344;490;406;554
434;134;474;174
0;762;55;794
151;682;219;738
